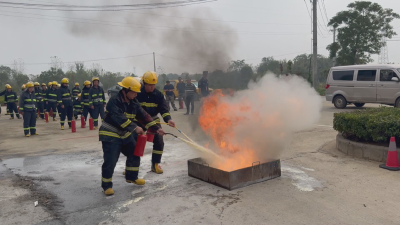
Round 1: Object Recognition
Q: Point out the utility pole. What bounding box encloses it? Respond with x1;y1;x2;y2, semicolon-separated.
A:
153;52;156;72
312;0;318;90
332;27;336;67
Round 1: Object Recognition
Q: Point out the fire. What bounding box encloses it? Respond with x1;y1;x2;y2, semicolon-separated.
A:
199;90;260;171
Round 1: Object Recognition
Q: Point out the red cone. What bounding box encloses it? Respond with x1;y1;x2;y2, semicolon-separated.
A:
380;137;400;171
89;118;94;130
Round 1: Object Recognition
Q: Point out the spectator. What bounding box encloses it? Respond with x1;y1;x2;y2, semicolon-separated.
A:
198;71;209;98
184;78;196;115
176;77;186;109
163;81;177;111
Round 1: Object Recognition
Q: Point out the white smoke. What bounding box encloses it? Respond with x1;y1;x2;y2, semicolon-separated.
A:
203;74;322;168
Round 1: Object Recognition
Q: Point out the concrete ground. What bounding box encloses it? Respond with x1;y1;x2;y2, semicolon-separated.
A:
1;99;400;225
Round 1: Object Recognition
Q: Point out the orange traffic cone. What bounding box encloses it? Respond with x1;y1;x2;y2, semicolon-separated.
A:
380;137;400;171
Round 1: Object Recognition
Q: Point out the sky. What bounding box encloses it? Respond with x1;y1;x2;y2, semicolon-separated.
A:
1;0;400;76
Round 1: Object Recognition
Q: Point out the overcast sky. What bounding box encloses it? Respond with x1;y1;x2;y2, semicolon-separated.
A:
1;0;400;76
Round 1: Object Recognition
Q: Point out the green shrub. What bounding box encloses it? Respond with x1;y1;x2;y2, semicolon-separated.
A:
0;96;4;105
334;107;400;143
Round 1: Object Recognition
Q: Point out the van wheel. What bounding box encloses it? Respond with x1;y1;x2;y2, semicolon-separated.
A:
354;103;365;108
395;98;400;108
333;96;347;109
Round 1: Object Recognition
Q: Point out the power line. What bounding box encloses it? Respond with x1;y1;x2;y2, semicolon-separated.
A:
0;53;153;66
0;0;216;11
317;0;329;32
303;0;326;38
0;13;312;36
321;0;330;23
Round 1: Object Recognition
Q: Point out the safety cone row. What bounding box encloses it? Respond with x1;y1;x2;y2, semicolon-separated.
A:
380;137;400;171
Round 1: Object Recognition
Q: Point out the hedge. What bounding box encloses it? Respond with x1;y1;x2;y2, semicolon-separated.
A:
333;107;400;143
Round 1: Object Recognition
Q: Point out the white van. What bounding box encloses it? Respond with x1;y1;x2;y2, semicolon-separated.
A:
326;64;400;108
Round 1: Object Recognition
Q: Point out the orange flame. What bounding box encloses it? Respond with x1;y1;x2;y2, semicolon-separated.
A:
199;90;259;171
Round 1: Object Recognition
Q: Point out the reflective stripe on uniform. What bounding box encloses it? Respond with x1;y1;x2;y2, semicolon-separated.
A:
24;128;29;130
121;131;132;139
48;94;57;97
152;150;163;154
30;127;36;129
99;131;120;138
145;121;156;129
124;112;136;119
102;177;112;182
125;167;139;171
120;119;131;128
140;102;158;107
93;119;98;121
162;113;170;118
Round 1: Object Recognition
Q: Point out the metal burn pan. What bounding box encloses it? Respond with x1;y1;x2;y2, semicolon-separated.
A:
187;158;281;190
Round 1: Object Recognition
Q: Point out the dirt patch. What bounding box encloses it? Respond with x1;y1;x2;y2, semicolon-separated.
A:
12;174;64;221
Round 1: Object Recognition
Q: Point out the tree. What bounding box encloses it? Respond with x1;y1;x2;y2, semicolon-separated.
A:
0;66;12;88
327;1;399;65
228;60;246;72
256;57;281;76
287;60;293;74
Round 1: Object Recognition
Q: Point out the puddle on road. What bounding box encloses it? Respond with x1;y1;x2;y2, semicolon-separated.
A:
281;163;323;192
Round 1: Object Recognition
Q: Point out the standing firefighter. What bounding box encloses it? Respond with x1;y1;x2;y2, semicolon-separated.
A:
41;83;48;115
176;77;186;109
100;77;165;196
184;78;196;115
34;82;45;119
198;71;210;98
137;71;176;174
56;83;62;118
73;94;83;120
46;81;58;121
81;80;92;123
72;82;81;97
163;80;177;111
4;84;20;119
19;82;38;137
57;78;73;130
89;77;106;129
0;85;9;115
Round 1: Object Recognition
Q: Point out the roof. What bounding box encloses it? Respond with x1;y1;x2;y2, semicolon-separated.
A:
332;64;400;70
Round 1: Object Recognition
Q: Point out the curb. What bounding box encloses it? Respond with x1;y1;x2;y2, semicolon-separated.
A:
336;134;400;163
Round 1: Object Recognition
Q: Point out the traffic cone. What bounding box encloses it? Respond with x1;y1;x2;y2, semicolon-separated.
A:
81;116;85;128
89;118;94;130
45;112;49;123
71;120;76;133
380;137;400;171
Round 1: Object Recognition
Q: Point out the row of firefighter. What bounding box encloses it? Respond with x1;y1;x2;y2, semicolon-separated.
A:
0;77;106;135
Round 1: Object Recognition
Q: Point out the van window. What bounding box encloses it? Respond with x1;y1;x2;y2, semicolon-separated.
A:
357;70;376;81
380;70;398;81
332;70;354;81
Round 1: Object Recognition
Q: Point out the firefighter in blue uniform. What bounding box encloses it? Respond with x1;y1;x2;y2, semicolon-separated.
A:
100;76;165;196
73;93;83;119
46;81;58;121
0;84;9;115
89;77;106;129
41;83;48;116
81;80;92;123
57;78;73;130
34;82;45;119
4;84;20;119
19;82;38;137
72;82;81;97
136;71;176;174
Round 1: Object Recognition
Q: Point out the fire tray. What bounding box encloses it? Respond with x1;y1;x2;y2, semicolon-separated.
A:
188;158;281;190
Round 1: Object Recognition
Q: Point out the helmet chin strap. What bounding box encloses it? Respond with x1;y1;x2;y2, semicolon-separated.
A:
122;89;131;102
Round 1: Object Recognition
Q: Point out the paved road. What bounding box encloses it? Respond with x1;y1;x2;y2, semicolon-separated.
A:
1;99;399;225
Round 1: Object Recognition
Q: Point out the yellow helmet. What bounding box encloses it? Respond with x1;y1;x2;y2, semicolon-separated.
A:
21;84;26;90
142;71;157;84
57;84;61;88
118;76;141;93
78;94;81;97
48;82;52;86
52;81;58;86
34;82;40;86
92;77;100;82
6;84;11;89
84;80;91;86
61;78;69;84
41;83;46;86
75;82;79;86
26;82;34;88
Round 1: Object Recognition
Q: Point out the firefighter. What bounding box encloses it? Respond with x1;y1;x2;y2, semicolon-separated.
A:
57;78;73;130
72;82;81;97
46;81;58;121
4;84;20;119
48;82;52;90
136;71;176;174
56;83;62;118
89;77;106;129
34;82;45;119
41;83;48;115
73;93;83;120
0;84;9;115
21;84;26;92
100;76;165;196
19;82;38;137
81;80;92;123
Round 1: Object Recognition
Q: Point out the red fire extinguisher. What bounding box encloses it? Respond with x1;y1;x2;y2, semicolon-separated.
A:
147;132;154;142
134;134;147;157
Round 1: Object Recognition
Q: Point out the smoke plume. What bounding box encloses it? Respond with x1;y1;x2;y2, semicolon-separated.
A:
66;0;238;73
199;74;322;171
